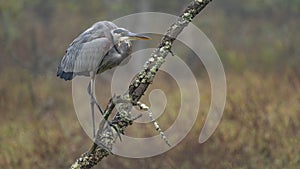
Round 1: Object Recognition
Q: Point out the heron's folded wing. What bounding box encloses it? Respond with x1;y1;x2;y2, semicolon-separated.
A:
59;38;112;76
74;38;112;73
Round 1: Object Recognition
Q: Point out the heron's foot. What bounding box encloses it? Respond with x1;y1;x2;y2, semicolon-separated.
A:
96;118;123;142
108;120;123;141
169;49;176;56
93;118;119;153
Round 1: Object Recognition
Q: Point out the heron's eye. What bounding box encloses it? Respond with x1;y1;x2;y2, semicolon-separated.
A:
114;29;123;34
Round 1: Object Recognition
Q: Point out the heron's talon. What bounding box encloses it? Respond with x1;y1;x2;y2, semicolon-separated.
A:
107;120;123;141
169;49;176;56
98;118;123;141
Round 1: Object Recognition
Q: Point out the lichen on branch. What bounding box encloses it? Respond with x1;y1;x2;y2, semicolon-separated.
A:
70;0;212;168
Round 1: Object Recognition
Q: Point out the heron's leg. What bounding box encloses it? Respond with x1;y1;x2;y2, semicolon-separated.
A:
87;79;104;115
88;77;96;138
88;73;107;138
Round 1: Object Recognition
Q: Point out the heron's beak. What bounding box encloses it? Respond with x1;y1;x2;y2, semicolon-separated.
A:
127;32;151;40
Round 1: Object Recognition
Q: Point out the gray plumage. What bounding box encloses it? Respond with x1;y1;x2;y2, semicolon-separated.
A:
57;21;133;80
57;20;150;138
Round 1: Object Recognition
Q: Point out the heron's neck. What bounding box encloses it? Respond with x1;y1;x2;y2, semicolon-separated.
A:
114;43;121;54
109;33;120;54
115;40;131;54
109;32;118;44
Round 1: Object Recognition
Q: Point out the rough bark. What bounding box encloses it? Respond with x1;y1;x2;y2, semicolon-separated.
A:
70;0;212;168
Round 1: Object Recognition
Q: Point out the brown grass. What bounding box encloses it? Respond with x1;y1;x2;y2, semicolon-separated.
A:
0;68;299;169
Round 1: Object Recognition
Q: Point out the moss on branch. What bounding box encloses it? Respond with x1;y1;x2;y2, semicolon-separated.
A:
69;0;212;168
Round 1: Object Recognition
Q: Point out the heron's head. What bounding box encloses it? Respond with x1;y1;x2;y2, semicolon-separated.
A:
111;28;151;43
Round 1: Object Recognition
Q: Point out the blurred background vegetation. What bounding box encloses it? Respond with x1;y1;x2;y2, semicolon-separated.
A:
0;0;299;168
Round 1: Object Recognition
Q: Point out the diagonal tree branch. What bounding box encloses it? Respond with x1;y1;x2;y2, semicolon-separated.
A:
70;0;212;168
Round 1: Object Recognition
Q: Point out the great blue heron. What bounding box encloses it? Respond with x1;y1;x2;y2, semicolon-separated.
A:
57;21;150;137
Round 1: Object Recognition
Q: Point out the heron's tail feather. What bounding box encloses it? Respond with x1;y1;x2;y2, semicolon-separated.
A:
57;68;74;81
